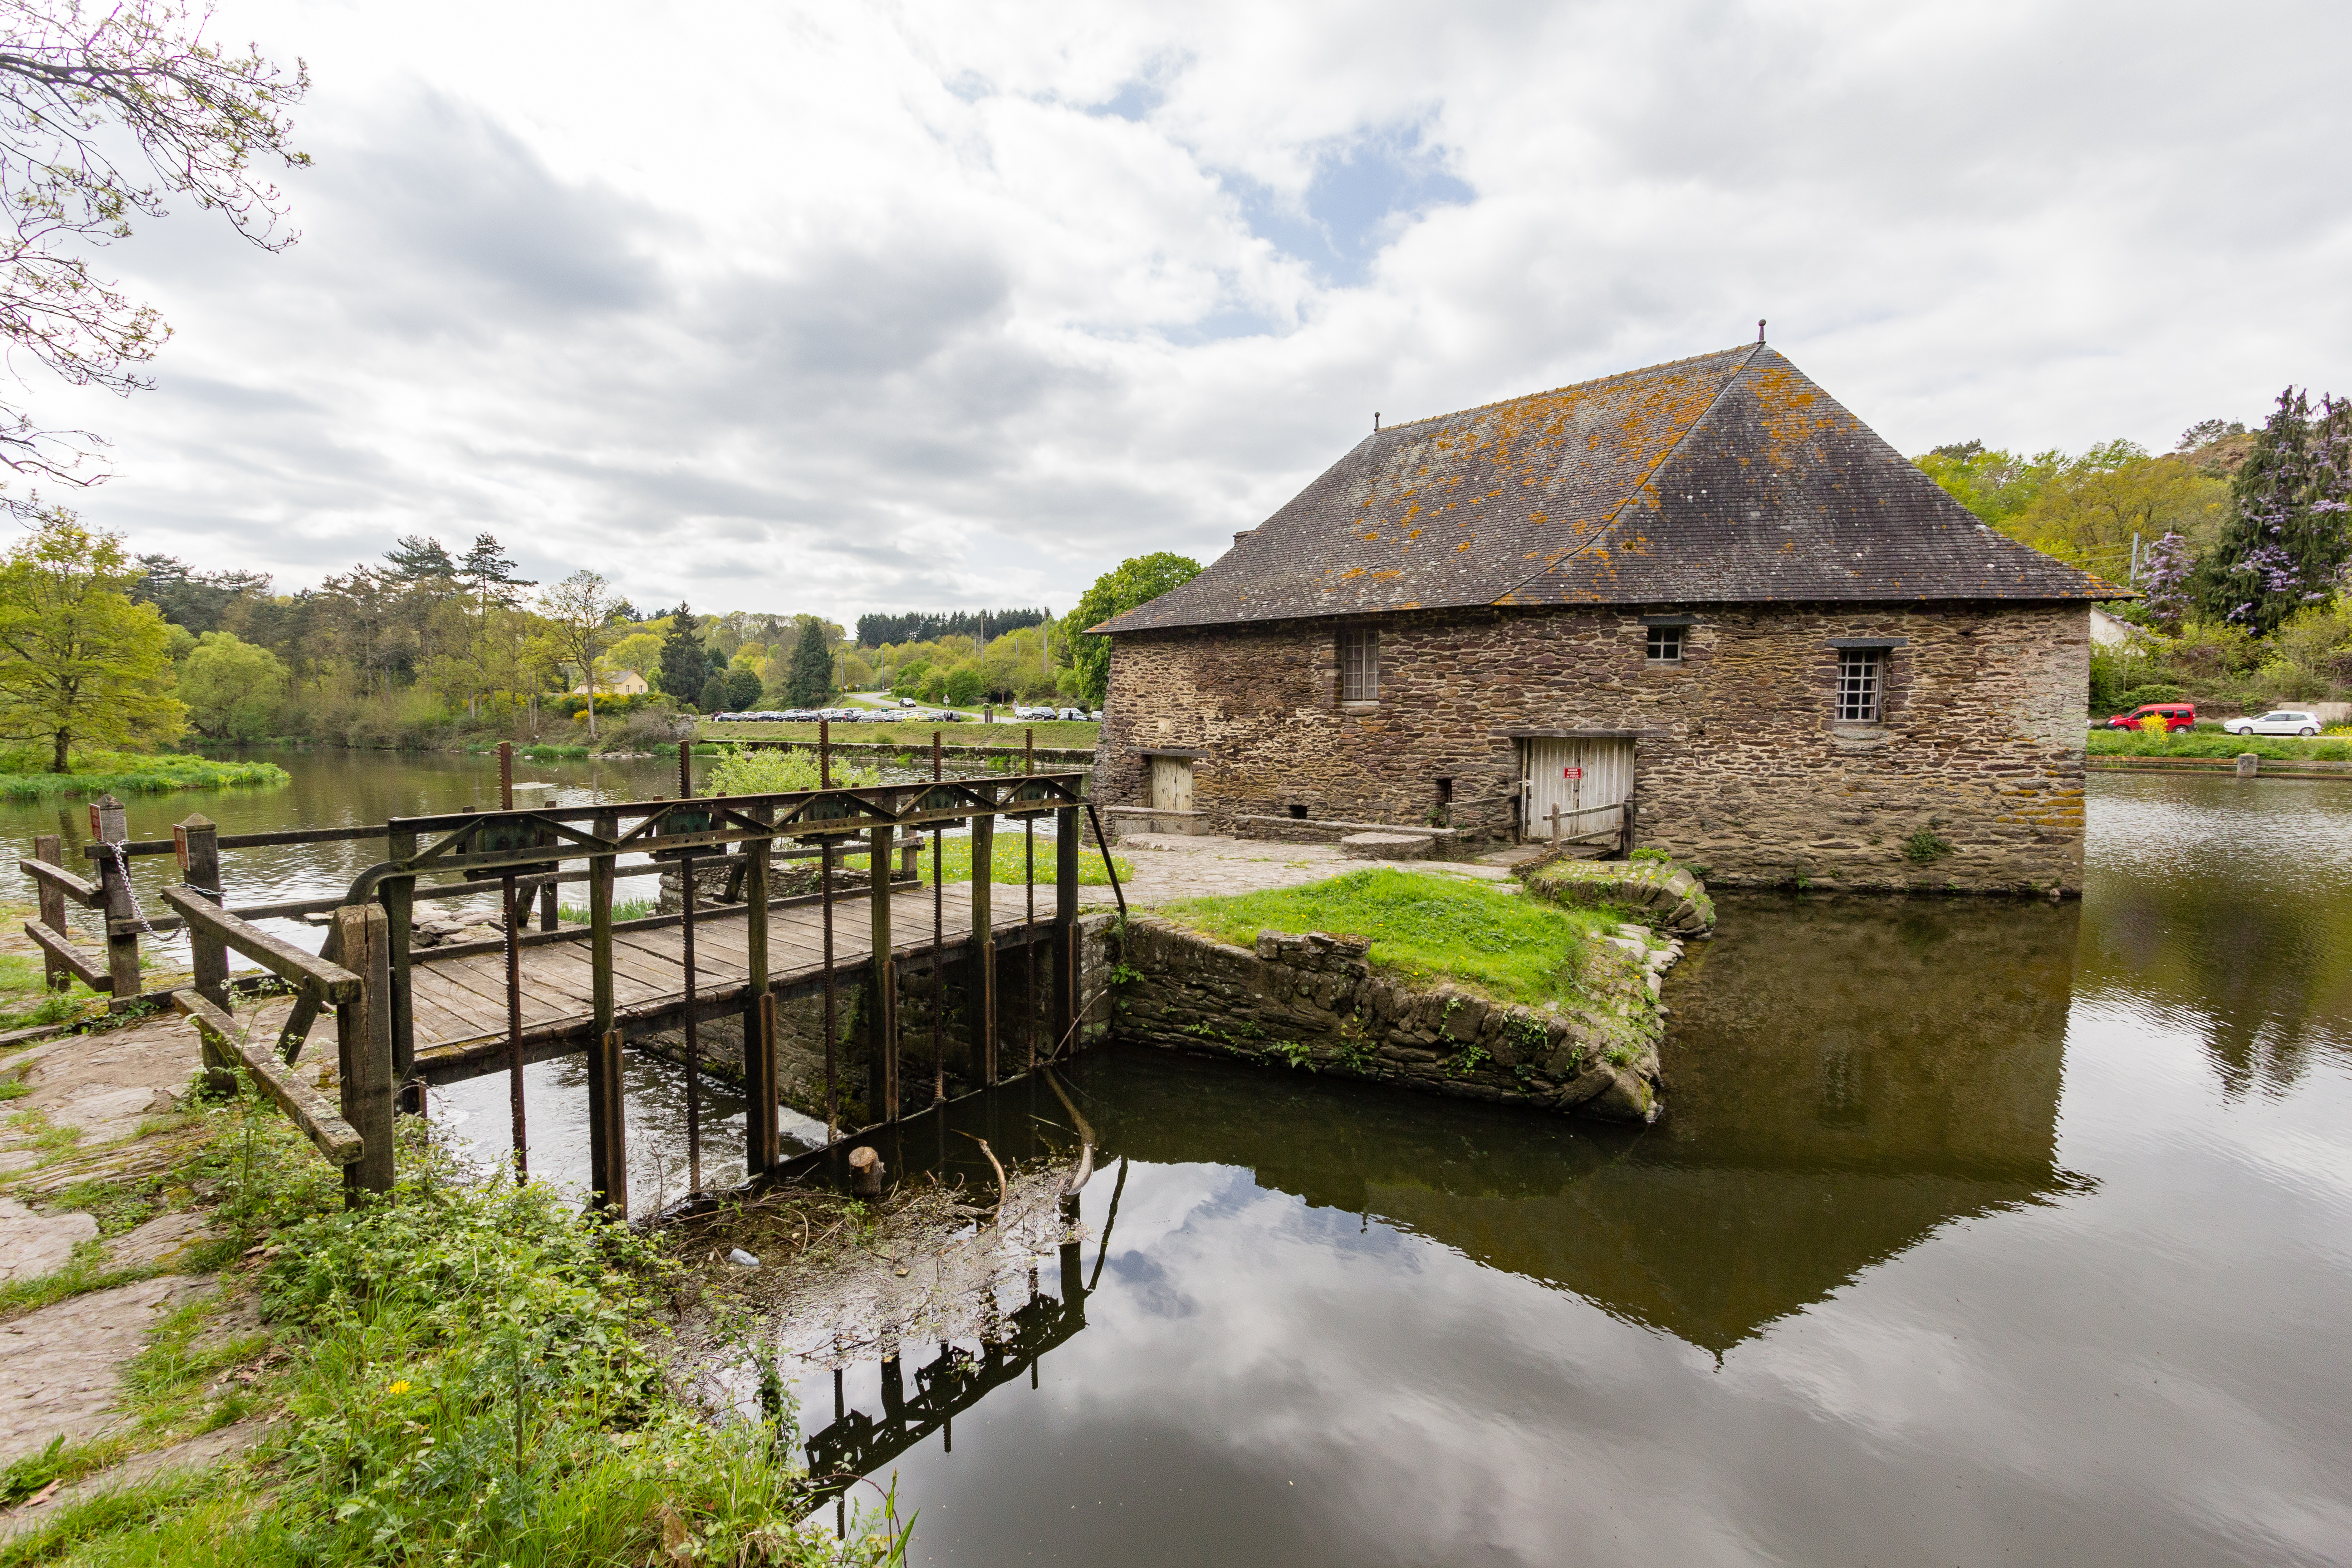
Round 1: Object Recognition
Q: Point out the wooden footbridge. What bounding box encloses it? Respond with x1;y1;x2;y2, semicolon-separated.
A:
20;744;1112;1210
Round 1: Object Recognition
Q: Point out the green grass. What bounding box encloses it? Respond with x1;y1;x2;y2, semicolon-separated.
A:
554;897;657;924
0;1098;909;1567
0;752;290;800
700;719;1098;749
898;830;1129;888
2087;727;2352;762
0;944;103;1033
1162;867;1619;1007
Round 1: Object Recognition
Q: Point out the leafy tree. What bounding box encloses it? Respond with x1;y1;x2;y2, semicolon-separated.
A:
1913;443;2057;528
943;663;987;707
0;2;309;512
1066;552;1201;705
657;604;708;702
698;671;729;713
536;569;621;737
783;616;830;706
179;629;284;738
2195;388;2352;635
724;666;761;709
2003;444;2230;574
603;631;662;679
0;511;183;769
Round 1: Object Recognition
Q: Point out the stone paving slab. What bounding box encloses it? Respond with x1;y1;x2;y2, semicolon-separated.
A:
0;1198;96;1284
0;1277;199;1467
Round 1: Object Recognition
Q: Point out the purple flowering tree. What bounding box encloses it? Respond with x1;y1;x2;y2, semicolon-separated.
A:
2196;389;2352;635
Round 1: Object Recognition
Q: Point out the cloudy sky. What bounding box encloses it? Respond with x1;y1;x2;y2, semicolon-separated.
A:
19;0;2351;621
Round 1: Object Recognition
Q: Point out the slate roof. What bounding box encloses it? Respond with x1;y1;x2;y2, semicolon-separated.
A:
1092;343;2125;635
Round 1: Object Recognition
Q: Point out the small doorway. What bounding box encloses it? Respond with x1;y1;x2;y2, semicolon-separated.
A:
1149;755;1194;813
1522;737;1633;844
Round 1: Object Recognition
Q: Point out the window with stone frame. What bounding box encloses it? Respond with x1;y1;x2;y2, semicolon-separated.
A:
1339;627;1380;703
1835;648;1884;723
1645;624;1684;663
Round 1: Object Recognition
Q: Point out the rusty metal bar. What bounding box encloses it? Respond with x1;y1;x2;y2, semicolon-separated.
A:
500;741;526;1182
932;730;945;1106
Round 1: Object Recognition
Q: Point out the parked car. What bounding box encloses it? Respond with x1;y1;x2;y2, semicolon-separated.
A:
2105;702;2196;732
2224;709;2325;737
1055;706;1088;721
899;696;919;707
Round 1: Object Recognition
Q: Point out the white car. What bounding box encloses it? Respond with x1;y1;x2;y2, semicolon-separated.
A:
2224;709;2323;737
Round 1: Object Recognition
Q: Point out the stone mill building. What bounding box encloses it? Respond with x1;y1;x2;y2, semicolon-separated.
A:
1087;340;2125;893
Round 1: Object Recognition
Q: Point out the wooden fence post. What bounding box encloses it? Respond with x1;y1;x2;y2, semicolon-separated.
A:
333;903;396;1202
31;833;65;993
176;816;234;1093
91;794;141;1008
870;822;898;1121
970;810;996;1084
1053;805;1079;1055
382;822;416;1105
586;809;627;1213
743;807;777;1176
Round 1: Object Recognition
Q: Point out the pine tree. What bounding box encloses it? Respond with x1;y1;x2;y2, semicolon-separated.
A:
383;534;456;583
785;617;831;706
657;605;708;703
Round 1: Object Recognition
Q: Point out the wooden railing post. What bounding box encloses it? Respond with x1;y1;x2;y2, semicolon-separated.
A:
743;807;777;1176
586;808;626;1213
90;794;141;1008
870;822;898;1121
1053;805;1079;1055
176;815;233;1092
333;903;395;1202
31;833;65;993
970;810;996;1083
382;823;416;1105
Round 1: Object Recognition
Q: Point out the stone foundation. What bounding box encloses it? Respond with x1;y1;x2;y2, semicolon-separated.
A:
1110;917;1669;1121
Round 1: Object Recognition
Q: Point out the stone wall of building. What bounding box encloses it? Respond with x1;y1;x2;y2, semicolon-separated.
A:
1096;601;2090;893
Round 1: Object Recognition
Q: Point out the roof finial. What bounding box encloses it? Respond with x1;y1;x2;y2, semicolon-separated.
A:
1757;318;1767;343
1374;412;1381;432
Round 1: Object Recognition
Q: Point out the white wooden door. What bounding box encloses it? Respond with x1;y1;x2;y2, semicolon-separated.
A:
1523;739;1632;840
1149;755;1193;813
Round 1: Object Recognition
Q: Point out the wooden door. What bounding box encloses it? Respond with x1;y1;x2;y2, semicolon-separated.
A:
1523;738;1632;840
1149;756;1193;813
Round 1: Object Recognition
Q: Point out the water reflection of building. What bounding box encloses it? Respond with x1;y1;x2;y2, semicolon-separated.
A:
1081;893;2082;1354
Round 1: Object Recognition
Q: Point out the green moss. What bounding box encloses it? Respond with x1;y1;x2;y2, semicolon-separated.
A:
1162;867;1617;1008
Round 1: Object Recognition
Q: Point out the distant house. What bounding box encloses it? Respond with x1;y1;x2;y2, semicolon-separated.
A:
1088;342;2129;894
573;668;651;697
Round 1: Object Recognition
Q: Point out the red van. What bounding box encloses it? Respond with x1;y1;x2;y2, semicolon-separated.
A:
2106;702;2197;731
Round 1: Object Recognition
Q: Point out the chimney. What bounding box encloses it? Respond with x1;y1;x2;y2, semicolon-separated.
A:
1232;527;1257;547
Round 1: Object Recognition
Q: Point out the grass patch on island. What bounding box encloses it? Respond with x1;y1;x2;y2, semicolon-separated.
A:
0;751;290;801
1161;867;1622;1008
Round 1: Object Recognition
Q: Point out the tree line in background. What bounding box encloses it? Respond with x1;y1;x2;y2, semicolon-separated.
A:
1915;387;2352;717
853;608;1048;647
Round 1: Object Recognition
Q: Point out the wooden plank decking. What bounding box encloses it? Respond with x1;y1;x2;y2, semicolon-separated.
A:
405;883;1044;1086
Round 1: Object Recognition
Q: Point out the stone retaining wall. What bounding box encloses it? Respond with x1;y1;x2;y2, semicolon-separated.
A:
1110;917;1668;1121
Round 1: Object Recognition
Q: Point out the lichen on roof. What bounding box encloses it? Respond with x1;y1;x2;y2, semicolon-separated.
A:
1091;344;2123;635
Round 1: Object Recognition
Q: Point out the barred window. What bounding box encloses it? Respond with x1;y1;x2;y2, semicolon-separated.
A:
1836;650;1883;723
1340;627;1380;703
1645;625;1683;662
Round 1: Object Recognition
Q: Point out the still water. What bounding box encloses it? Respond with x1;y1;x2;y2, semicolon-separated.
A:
799;773;2352;1566
10;757;2351;1561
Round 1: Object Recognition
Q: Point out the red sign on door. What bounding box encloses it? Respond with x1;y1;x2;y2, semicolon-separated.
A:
1562;766;1583;780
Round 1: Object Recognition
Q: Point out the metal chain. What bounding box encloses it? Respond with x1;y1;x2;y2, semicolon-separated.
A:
109;842;157;937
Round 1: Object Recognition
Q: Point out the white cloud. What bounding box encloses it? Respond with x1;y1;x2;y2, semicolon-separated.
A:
20;0;2351;619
